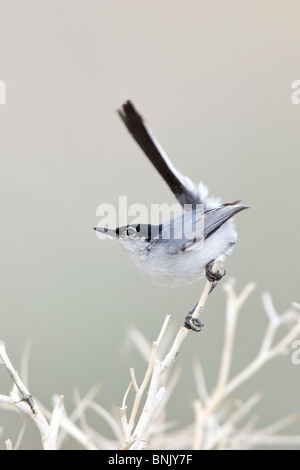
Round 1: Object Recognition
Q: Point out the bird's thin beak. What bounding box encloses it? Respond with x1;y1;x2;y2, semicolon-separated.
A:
93;227;118;239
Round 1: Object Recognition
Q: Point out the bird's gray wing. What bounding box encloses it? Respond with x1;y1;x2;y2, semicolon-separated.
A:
165;204;248;253
203;205;248;239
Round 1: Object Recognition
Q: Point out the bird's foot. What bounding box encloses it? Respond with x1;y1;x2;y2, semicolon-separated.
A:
184;304;204;332
205;260;226;284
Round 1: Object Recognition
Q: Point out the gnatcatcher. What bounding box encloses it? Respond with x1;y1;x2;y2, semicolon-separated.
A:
94;101;248;329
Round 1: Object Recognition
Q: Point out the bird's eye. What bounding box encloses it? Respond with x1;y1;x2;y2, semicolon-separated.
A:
126;227;137;237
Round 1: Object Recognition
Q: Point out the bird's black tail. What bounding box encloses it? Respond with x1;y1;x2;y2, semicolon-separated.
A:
118;101;200;207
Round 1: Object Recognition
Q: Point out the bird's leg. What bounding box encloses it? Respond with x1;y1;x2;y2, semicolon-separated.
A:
184;260;226;332
208;280;218;294
184;303;204;332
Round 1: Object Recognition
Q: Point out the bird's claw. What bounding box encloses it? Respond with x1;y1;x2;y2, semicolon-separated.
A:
205;261;226;283
184;313;204;332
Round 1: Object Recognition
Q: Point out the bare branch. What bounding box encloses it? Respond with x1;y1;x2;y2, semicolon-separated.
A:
0;341;61;450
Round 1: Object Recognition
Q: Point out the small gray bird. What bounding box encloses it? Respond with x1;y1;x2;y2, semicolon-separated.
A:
94;101;248;329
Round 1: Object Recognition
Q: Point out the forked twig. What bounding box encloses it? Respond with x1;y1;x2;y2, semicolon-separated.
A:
0;341;64;450
118;257;222;449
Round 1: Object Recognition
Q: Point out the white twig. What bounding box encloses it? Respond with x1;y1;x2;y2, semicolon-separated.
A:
37;399;98;450
213;282;256;399
14;414;29;451
2;277;300;450
118;258;222;449
0;341;63;450
5;439;13;450
191;284;300;450
50;395;65;445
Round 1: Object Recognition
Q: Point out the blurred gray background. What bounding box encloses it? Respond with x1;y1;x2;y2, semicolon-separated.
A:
0;0;299;449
